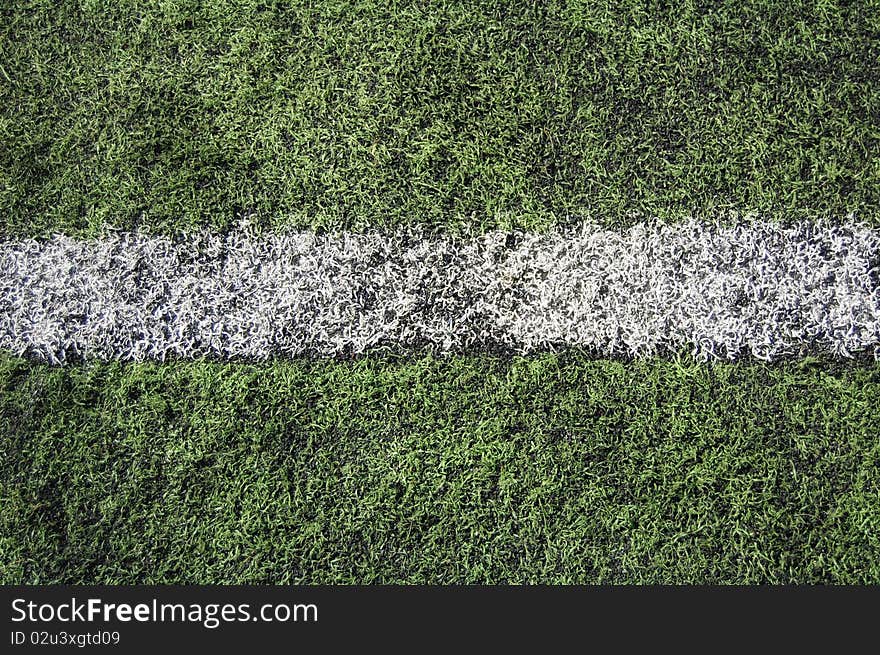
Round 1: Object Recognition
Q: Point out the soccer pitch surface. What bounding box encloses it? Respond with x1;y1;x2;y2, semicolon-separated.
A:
2;0;880;583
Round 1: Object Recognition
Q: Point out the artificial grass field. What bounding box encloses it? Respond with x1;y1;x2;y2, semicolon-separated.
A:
2;352;880;584
3;0;880;584
2;0;879;237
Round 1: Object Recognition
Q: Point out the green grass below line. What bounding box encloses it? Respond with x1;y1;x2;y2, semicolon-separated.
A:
1;351;879;584
2;0;879;238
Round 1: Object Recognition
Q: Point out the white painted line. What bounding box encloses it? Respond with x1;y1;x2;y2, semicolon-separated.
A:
1;219;878;362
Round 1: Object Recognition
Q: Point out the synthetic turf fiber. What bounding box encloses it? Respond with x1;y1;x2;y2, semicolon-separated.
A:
3;0;880;586
2;0;879;237
2;353;879;584
3;218;879;362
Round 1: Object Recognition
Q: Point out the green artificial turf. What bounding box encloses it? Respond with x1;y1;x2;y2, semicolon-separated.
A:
2;352;879;584
2;0;879;238
4;0;880;587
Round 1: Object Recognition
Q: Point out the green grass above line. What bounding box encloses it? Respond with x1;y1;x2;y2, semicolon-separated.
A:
2;0;879;238
2;351;879;583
